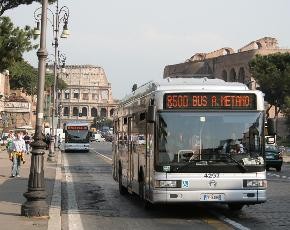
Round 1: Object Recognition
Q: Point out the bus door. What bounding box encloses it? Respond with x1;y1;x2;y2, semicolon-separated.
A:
127;117;133;191
145;122;154;199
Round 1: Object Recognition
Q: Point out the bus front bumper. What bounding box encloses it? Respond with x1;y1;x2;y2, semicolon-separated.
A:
151;189;266;204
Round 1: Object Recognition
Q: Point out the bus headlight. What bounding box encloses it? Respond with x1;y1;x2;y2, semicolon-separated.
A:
155;180;179;188
243;179;267;188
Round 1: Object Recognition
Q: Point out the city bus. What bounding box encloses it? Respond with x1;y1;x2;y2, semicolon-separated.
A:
112;77;276;210
63;121;90;152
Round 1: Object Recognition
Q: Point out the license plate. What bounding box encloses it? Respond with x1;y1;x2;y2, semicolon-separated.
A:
200;193;225;201
266;156;274;159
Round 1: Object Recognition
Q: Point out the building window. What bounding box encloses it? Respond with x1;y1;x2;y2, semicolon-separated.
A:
91;108;98;117
101;90;108;100
63;107;69;116
58;91;61;99
110;108;114;117
65;92;70;99
229;68;237;82
82;107;88;116
82;93;89;100
100;108;107;118
73;93;79;99
92;93;98;100
72;107;78;116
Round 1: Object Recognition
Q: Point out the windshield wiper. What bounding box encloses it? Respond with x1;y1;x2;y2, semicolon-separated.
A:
220;153;248;173
173;156;206;172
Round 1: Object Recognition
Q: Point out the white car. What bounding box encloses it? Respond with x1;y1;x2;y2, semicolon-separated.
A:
92;133;105;142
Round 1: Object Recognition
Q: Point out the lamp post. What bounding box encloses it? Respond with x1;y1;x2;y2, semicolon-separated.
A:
21;0;49;217
34;0;70;162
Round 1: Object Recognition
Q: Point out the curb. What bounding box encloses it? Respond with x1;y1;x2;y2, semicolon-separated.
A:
47;150;62;230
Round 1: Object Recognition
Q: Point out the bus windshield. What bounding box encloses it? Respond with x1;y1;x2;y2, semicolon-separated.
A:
157;111;264;172
65;129;90;143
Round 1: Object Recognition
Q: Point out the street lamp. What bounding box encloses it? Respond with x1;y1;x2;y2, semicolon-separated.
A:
21;0;49;217
34;0;70;162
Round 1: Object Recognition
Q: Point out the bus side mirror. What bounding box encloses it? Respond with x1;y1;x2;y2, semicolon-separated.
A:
267;118;277;135
147;105;156;123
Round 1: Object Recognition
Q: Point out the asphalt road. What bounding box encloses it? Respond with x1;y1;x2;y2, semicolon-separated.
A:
61;142;290;230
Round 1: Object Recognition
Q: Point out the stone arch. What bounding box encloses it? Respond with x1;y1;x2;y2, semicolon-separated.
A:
110;108;114;117
222;70;228;81
100;108;107;118
63;107;69;116
72;107;78;116
222;48;232;55
82;107;88;116
238;67;245;83
229;68;237;82
91;108;98;117
253;42;262;49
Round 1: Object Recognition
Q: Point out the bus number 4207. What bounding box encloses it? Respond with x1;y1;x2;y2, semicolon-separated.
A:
204;173;219;178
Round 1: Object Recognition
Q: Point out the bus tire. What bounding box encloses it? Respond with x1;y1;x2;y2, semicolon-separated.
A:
119;169;127;195
228;203;244;211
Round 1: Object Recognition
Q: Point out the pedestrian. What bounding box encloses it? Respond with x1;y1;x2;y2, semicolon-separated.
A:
6;131;15;156
45;133;51;150
9;131;26;178
23;132;31;154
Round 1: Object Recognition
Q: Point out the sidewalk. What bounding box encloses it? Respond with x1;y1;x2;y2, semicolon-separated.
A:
0;147;60;230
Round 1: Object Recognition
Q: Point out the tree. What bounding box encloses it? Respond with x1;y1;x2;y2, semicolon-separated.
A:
9;60;38;95
249;53;290;118
9;60;67;95
0;16;37;72
0;0;57;16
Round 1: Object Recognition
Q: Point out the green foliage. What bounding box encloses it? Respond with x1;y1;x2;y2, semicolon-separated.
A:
0;16;37;72
57;77;67;91
249;53;290;117
9;60;38;95
0;0;57;16
9;60;61;95
92;116;113;129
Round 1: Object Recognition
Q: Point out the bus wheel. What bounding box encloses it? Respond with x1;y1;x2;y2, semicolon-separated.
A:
119;171;127;195
228;203;244;211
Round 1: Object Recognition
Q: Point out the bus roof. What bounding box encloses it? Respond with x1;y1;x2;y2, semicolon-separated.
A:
121;77;250;104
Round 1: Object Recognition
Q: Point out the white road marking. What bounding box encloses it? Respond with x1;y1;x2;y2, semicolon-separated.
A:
209;210;250;230
47;151;62;230
96;152;112;162
96;152;251;229
63;154;85;230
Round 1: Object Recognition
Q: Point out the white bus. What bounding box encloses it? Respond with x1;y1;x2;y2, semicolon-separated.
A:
63;121;90;152
112;77;276;210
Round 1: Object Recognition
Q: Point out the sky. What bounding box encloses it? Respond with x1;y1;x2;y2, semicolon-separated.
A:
5;0;290;99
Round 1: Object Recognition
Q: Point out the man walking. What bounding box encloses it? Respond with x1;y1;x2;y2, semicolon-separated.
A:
9;131;26;178
23;132;31;154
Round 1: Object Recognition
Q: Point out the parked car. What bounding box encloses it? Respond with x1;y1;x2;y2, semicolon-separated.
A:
91;133;105;142
265;144;283;172
137;135;145;145
105;134;113;142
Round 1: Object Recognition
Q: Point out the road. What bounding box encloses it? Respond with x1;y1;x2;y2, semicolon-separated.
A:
61;142;290;230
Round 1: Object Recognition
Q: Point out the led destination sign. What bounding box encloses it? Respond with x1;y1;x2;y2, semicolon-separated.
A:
67;126;88;130
164;93;256;110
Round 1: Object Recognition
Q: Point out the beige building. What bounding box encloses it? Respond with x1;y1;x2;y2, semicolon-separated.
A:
164;37;290;90
0;72;33;130
163;37;290;136
58;65;118;126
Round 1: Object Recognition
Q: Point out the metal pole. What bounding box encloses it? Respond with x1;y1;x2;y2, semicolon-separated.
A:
47;0;59;161
21;0;49;217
